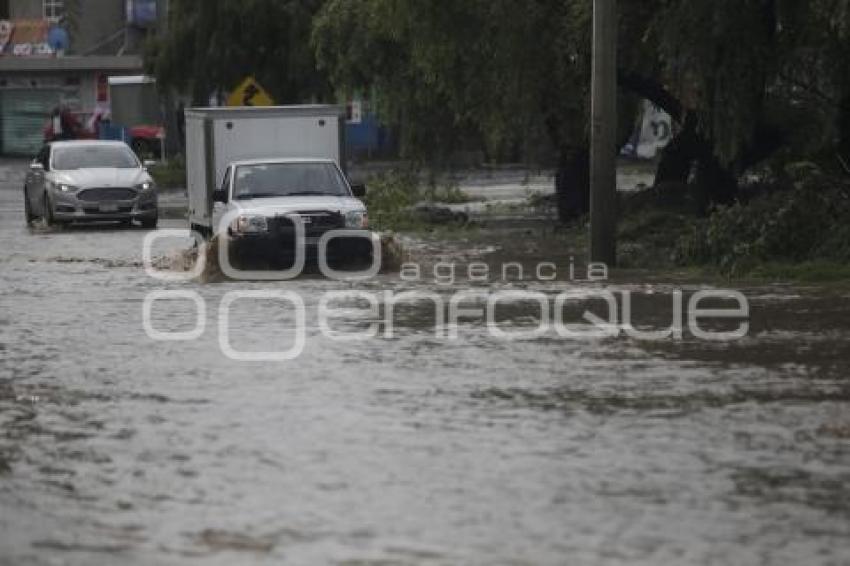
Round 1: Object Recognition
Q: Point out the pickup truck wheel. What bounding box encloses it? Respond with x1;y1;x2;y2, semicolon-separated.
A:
23;188;36;225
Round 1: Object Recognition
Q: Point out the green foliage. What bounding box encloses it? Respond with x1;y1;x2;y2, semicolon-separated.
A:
678;174;850;275
617;209;694;269
646;0;850;165
313;0;593;162
148;156;186;189
145;0;329;104
363;170;470;231
313;0;850;170
143;0;850;176
363;170;421;230
748;261;850;283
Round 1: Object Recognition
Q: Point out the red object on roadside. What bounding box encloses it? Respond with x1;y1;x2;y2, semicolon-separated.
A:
43;106;113;143
129;124;165;141
43;107;98;142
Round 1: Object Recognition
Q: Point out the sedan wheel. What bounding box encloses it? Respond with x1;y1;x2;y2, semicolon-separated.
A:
23;188;36;225
43;193;56;227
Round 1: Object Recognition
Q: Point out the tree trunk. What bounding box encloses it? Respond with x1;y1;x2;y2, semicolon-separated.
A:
693;155;739;214
161;91;183;158
555;147;590;222
655;113;699;186
838;92;850;166
192;75;211;107
618;72;745;207
654;111;739;212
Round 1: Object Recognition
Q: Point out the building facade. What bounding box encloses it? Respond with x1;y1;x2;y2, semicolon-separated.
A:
0;0;162;155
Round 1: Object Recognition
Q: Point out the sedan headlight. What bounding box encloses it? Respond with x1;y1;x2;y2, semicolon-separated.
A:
135;181;155;192
345;210;368;229
49;181;79;193
232;214;268;234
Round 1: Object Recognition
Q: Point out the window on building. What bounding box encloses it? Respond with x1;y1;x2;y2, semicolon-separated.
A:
43;0;65;23
0;0;9;20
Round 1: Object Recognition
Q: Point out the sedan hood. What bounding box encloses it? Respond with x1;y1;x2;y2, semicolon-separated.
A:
233;195;366;216
51;168;150;189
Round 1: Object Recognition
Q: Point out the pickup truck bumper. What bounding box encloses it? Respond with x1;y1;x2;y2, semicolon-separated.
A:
227;229;375;269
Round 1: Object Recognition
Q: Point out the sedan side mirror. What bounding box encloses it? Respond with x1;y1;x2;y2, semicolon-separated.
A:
143;160;157;169
351;183;366;198
213;189;229;204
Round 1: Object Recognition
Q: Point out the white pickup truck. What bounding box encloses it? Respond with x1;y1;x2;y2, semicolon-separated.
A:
185;105;371;265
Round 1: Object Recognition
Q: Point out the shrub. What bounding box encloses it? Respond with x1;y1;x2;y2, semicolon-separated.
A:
149;155;187;189
363;170;471;230
678;173;850;275
362;170;422;230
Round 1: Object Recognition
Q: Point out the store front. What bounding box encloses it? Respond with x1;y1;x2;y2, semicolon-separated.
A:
0;85;64;155
0;55;143;156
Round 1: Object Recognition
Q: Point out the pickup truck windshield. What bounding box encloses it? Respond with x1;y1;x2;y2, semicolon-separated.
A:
233;162;349;200
52;145;140;170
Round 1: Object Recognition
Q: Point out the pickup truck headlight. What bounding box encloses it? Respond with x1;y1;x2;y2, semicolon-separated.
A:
345;210;368;229
232;214;268;234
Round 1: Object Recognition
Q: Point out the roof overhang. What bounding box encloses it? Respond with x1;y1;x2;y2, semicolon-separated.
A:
0;55;144;73
108;74;155;86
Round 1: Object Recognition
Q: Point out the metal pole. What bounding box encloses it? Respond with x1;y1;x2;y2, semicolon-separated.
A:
590;0;618;266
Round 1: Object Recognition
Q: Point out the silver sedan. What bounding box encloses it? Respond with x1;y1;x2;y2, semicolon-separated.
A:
23;140;158;228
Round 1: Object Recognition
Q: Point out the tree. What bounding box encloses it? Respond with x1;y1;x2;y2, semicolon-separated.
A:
313;0;616;220
145;0;330;105
313;0;850;219
625;0;850;205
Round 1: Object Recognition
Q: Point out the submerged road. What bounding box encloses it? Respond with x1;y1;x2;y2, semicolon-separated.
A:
0;159;849;565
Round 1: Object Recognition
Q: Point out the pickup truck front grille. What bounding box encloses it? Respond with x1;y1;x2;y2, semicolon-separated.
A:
268;211;344;235
77;188;137;202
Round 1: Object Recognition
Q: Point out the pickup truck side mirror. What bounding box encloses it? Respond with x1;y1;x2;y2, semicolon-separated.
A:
351;183;366;198
30;161;44;172
213;189;229;204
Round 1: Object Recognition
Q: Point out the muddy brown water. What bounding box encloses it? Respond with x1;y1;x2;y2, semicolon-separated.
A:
1;171;849;565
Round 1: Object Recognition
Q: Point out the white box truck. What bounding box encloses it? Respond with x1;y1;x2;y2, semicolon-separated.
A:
185;105;358;236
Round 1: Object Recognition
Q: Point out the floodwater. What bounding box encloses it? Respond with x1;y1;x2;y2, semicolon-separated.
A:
1;162;849;565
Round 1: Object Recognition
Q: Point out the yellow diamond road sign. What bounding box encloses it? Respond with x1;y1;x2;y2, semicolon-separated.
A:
227;77;274;107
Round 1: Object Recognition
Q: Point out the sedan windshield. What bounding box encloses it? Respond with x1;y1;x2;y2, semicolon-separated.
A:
233;162;349;200
52;145;139;171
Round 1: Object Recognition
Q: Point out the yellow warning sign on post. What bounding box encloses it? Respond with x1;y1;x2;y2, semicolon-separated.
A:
226;77;274;107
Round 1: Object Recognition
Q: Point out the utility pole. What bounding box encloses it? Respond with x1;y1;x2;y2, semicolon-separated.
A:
590;0;618;266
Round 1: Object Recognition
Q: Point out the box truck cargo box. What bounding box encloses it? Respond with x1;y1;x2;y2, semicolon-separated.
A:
184;105;346;235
